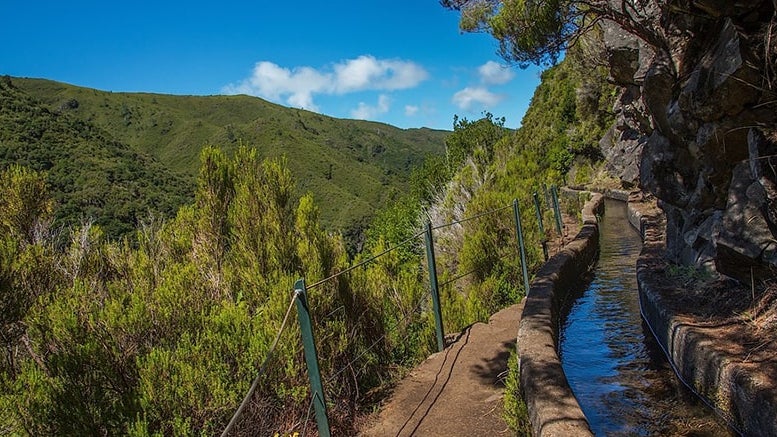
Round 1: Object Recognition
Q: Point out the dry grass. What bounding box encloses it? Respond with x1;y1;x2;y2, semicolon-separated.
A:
741;279;777;339
658;262;777;368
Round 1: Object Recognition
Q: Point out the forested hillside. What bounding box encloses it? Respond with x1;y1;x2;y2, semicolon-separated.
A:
9;77;448;240
0;25;623;434
0;50;614;434
0;77;192;237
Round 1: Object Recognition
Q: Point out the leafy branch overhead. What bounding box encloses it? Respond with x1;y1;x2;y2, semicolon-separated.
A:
441;0;670;67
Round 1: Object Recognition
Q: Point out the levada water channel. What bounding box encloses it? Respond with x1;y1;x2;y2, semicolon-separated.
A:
558;199;736;436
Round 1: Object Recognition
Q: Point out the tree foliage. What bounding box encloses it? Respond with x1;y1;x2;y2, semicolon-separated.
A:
0;79;192;239
445;112;507;172
442;0;669;67
0;165;52;245
0;144;447;435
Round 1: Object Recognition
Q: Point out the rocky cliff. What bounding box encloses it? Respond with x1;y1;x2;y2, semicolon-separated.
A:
599;0;777;282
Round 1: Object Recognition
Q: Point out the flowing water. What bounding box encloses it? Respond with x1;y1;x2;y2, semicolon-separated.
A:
558;199;735;436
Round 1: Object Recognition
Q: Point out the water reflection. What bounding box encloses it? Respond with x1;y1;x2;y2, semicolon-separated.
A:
558;199;733;436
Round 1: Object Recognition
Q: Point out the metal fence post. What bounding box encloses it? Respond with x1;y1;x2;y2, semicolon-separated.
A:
424;221;445;352
551;185;563;235
513;200;531;296
533;192;549;261
294;279;330;437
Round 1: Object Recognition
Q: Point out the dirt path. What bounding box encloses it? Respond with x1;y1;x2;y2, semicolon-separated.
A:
358;301;524;437
356;214;579;437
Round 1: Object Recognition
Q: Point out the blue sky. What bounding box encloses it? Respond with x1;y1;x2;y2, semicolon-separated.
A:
2;1;543;130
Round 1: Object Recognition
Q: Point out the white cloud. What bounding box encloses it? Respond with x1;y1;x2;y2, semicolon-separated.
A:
333;56;427;92
404;105;419;116
334;56;385;92
452;86;504;110
256;62;330;111
223;56;428;112
351;94;391;120
478;61;515;85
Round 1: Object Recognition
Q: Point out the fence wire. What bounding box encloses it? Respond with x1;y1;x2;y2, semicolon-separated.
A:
319;203;521;398
306;229;426;291
438;250;515;288
300;390;318;437
226;196;538;434
431;204;512;231
324;289;430;386
221;290;300;437
308;200;523;392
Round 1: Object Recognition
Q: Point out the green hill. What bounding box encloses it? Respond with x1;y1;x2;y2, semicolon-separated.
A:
0;77;192;237
3;76;448;238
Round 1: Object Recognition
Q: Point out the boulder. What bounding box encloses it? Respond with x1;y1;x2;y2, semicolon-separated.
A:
677;19;760;122
716;162;777;281
600;86;651;186
602;21;642;85
748;128;777;233
640;131;694;208
641;53;677;140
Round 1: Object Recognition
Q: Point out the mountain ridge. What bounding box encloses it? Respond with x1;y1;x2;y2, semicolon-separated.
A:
2;76;448;237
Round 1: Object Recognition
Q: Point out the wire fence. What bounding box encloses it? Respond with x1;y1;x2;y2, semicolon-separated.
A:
438;250;515;289
324;288;431;387
431;203;513;231
220;290;301;437
306;229;427;291
221;188;568;436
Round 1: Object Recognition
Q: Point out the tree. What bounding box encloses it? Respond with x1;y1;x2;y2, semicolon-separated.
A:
0;166;57;384
441;0;670;68
0;165;52;245
445;112;507;172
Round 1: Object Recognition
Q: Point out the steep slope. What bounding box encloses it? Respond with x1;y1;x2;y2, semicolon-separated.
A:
11;77;448;233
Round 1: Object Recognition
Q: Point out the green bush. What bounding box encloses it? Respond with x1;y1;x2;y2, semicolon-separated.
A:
0;148;432;435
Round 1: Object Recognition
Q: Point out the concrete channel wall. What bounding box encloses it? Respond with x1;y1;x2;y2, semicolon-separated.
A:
517;192;603;437
631;201;777;436
519;187;777;436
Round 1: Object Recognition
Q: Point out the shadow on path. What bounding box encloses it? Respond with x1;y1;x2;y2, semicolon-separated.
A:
358;302;523;437
396;328;472;436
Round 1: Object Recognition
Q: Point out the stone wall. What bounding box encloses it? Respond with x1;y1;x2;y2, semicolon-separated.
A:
632;199;777;436
517;192;603;436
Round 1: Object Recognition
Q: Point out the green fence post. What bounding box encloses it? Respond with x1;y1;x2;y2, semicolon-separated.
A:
424;221;445;352
513;200;531;296
533;192;549;261
294;279;330;437
551;185;563;235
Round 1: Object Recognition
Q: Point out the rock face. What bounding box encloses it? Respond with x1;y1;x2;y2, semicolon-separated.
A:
600;1;777;282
